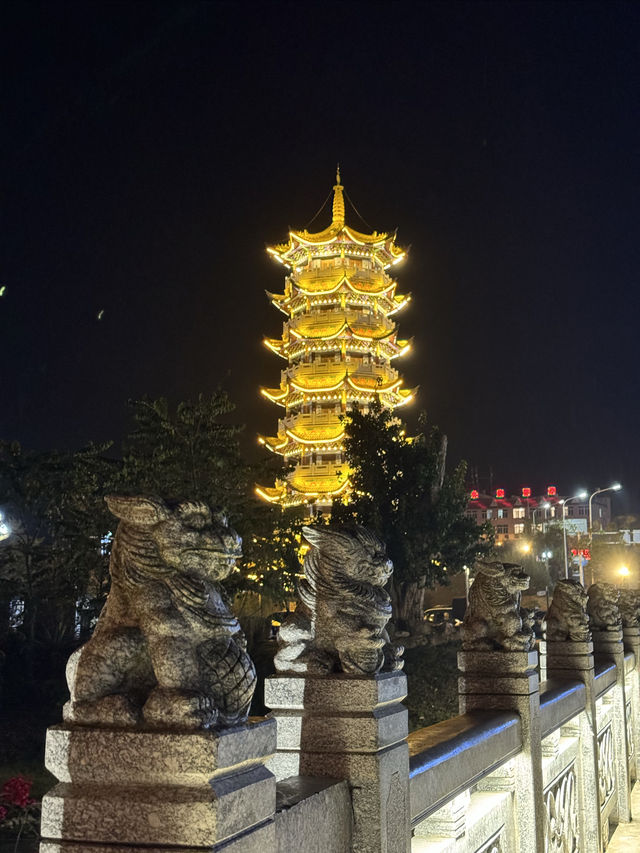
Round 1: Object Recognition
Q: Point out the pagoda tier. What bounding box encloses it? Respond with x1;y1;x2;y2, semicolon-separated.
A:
257;170;414;509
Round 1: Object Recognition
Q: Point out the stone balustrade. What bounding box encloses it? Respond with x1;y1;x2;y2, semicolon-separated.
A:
38;517;640;853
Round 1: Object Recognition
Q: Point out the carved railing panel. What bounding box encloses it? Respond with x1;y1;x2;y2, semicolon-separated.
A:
543;763;578;853
597;723;615;810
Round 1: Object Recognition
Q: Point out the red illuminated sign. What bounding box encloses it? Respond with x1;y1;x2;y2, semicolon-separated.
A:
522;487;531;497
470;490;479;500
571;548;591;561
547;486;557;496
496;488;505;499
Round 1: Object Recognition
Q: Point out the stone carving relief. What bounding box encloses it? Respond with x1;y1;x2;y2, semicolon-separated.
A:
543;764;579;853
64;496;256;730
545;579;591;643
587;583;622;631
274;525;403;675
597;723;615;809
618;589;640;628
462;561;534;652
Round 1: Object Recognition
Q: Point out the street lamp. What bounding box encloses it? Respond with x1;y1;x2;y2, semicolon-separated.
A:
619;565;630;587
588;484;622;584
531;502;550;534
561;491;588;579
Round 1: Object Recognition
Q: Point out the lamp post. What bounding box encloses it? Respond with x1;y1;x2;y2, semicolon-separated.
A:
588;483;622;584
561;491;588;579
531;502;550;534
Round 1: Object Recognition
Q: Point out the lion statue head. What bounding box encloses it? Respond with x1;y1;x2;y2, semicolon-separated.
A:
546;579;591;643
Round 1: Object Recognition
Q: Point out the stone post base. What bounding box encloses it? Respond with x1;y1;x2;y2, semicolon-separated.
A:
592;627;631;822
40;719;276;853
265;671;410;853
458;650;544;853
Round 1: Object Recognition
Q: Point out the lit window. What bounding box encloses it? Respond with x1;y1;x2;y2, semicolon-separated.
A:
514;523;524;534
496;525;508;535
513;507;525;519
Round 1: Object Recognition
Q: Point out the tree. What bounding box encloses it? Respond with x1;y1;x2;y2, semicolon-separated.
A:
0;440;118;707
331;403;492;631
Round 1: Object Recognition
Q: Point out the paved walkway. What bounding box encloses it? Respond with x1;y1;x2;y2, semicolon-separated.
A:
607;780;640;851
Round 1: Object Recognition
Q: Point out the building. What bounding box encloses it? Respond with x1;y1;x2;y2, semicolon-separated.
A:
256;171;414;509
466;485;612;544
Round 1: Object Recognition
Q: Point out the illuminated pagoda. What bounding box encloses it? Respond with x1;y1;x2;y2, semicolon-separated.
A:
256;170;414;509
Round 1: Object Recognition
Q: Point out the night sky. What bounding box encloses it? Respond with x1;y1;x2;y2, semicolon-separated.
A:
2;1;639;513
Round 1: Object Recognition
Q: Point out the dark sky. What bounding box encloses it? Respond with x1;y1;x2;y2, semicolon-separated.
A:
1;1;639;513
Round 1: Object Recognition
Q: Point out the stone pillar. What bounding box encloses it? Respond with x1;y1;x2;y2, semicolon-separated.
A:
592;627;632;823
622;624;640;781
458;650;545;853
40;718;277;853
265;671;410;853
546;639;601;853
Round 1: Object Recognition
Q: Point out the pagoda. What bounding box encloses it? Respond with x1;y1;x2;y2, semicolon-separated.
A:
256;170;414;510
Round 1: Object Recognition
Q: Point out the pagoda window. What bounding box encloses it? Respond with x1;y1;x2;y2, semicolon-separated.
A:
311;259;321;270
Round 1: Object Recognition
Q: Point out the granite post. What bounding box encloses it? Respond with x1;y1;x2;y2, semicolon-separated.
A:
458;649;545;853
40;719;277;853
546;639;602;853
622;623;640;781
592;627;632;823
265;672;410;853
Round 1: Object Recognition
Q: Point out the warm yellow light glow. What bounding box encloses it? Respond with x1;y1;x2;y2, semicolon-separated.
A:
620;566;630;577
521;543;531;554
258;175;411;507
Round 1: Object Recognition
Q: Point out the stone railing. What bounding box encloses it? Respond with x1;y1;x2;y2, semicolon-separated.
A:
38;513;640;853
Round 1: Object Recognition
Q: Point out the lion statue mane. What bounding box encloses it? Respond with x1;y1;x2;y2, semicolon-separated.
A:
587;582;622;632
462;561;534;652
274;524;403;676
64;495;256;730
546;579;591;642
618;589;640;628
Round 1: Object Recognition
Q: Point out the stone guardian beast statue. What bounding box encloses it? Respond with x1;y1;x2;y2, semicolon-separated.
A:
462;560;534;652
64;495;256;730
546;578;591;642
618;589;640;628
587;583;622;631
274;525;403;676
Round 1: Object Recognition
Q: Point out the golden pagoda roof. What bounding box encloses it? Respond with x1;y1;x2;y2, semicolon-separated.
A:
290;316;395;341
267;170;405;262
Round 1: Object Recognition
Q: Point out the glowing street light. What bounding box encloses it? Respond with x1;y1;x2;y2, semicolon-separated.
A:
560;490;588;579
521;542;532;554
531;502;550;533
588;484;622;585
619;565;630;587
0;511;10;542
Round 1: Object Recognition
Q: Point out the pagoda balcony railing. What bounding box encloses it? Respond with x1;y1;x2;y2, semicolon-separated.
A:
295;267;390;286
284;362;398;384
279;413;342;432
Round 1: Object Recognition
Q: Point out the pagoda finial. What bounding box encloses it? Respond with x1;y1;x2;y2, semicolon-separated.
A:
332;165;345;227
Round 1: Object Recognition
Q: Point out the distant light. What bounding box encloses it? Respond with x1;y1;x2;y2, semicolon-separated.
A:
541;502;551;509
521;543;531;553
620;566;630;577
522;487;531;498
577;490;588;500
612;483;622;491
470;489;479;500
547;486;557;496
496;488;505;499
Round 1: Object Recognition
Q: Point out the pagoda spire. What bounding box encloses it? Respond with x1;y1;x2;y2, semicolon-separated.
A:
332;165;345;227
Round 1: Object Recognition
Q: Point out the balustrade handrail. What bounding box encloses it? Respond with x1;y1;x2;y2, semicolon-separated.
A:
594;660;617;698
407;710;521;827
539;678;586;739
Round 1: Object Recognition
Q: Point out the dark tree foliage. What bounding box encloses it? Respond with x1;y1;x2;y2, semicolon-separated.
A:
122;393;246;514
331;402;492;630
122;394;305;609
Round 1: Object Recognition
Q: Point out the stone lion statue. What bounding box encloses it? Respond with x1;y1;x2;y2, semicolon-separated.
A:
546;579;591;642
618;589;640;628
462;561;534;652
64;496;256;730
274;525;403;676
587;583;622;632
